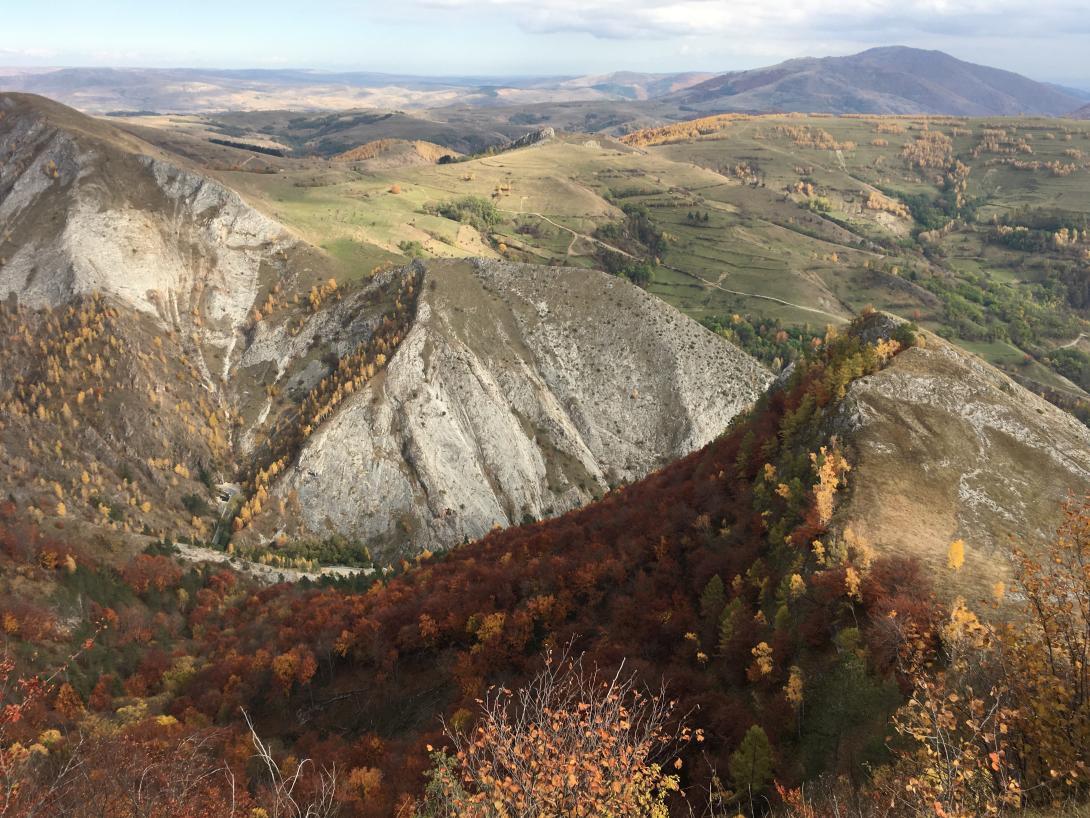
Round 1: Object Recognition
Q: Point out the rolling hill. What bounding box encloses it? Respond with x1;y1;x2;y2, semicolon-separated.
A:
200;106;1090;424
3;49;1082;137
0;67;710;115
334;139;460;167
670;46;1085;116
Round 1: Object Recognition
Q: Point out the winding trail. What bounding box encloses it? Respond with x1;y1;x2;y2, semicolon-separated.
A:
499;206;845;322
1060;332;1089;349
499;208;637;259
660;262;848;322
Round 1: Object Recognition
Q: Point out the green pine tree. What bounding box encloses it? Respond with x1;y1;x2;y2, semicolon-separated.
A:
729;724;774;796
700;574;726;623
717;598;741;654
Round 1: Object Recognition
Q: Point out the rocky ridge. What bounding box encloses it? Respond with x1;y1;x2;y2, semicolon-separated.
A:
830;318;1090;597
0;92;312;390
276;258;772;551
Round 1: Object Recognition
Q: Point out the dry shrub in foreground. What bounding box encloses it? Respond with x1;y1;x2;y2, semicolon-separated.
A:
1;676;338;818
776;499;1090;818
771;499;1090;818
414;651;688;818
890;500;1090;817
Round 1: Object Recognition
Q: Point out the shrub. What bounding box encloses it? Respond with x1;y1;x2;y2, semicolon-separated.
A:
398;240;426;258
414;650;685;818
429;197;500;232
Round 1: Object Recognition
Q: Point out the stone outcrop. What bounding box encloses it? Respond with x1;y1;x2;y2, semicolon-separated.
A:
277;259;771;552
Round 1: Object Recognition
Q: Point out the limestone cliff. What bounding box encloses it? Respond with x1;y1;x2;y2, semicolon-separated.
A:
276;259;772;552
0;93;322;389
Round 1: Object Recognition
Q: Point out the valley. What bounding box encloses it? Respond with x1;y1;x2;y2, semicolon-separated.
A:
0;93;770;570
2;39;1090;818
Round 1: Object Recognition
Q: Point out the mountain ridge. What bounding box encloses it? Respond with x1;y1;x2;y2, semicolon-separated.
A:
1;49;1080;119
828;323;1090;601
669;46;1084;116
262;258;771;551
155;313;1090;814
0;67;711;114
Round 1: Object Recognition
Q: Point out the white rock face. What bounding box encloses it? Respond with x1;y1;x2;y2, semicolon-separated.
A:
830;325;1090;597
0;94;294;368
279;259;772;552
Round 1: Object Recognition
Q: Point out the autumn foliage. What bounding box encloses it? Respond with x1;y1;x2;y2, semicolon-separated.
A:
789;498;1090;818
416;650;685;818
147;314;924;814
1;315;966;817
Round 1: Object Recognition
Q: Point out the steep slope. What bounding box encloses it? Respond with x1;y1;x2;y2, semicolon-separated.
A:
9;307;1090;816
672;47;1084;116
0;93;329;377
1072;103;1090;119
829;323;1090;599
265;258;772;552
0;92;337;541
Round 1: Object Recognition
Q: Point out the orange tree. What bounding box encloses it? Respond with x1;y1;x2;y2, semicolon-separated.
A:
1003;499;1090;799
414;650;687;818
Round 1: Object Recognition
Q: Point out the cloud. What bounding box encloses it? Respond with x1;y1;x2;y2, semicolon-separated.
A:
407;0;1088;42
0;47;58;61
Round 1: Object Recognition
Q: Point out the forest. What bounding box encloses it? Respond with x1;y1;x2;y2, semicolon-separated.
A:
6;313;1085;817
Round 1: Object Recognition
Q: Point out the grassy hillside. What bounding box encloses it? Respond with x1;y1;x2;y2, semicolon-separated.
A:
630;115;1090;402
206;113;1090;421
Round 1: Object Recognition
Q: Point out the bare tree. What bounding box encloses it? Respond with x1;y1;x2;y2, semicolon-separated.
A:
243;709;339;818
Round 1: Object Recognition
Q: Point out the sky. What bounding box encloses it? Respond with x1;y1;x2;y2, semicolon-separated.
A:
0;0;1087;87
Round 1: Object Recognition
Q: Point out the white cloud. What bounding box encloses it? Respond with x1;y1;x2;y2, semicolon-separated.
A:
0;47;58;61
407;0;1088;41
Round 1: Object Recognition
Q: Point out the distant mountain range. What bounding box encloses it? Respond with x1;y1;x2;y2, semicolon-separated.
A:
670;46;1085;117
0;47;1084;118
0;66;712;114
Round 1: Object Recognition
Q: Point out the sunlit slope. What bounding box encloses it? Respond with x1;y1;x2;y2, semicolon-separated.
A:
223;135;867;327
216;113;1090;409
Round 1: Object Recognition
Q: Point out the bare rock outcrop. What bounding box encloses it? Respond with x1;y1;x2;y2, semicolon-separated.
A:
278;259;771;553
0;93;300;381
